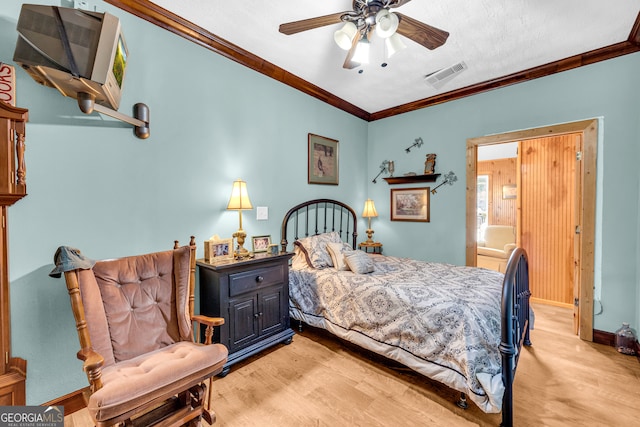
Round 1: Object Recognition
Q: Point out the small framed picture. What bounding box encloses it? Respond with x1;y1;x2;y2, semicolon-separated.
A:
502;184;517;199
390;187;430;222
204;238;234;263
267;244;279;256
252;235;271;253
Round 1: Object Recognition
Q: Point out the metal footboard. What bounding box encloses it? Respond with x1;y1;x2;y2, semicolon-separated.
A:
500;248;532;427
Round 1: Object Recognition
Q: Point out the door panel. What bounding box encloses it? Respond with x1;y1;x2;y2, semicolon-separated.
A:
520;134;580;306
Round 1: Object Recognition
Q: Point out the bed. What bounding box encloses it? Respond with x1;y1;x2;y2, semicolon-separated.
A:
280;199;531;427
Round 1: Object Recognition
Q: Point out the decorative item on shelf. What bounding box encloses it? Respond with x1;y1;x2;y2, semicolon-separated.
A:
227;179;253;259
387;161;395;177
362;199;378;244
424;153;437;174
251;235;271;253
204;236;234;263
372;160;391;183
405;137;424;153
430;171;458;195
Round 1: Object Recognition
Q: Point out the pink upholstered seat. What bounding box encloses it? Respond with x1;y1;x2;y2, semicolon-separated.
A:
61;239;228;426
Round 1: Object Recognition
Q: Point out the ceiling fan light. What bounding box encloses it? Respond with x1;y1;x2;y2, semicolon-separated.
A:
375;9;399;38
334;22;358;50
385;33;406;58
352;38;370;64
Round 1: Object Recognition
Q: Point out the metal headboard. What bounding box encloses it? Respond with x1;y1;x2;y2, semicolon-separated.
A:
280;199;358;252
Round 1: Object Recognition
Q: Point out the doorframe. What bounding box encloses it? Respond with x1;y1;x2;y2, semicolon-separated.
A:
466;119;597;341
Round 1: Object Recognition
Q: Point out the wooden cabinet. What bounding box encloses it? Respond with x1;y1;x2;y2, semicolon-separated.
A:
0;101;28;404
197;253;294;375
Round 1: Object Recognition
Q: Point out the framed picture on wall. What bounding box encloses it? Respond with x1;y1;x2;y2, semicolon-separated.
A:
502;184;517;199
308;133;339;185
390;187;430;222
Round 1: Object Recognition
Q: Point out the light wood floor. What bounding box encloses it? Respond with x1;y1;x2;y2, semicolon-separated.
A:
65;303;640;426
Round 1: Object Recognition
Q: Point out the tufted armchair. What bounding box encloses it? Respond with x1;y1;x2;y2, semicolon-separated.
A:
59;237;228;426
477;225;517;272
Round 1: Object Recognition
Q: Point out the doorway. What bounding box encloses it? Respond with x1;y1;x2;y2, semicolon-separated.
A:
466;119;597;341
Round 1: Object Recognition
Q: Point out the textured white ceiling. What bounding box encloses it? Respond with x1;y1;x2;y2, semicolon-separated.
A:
152;0;640;114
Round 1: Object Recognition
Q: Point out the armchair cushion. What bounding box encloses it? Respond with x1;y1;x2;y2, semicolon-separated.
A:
89;341;227;422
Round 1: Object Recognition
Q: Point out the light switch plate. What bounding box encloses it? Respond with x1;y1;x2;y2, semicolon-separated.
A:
256;206;268;220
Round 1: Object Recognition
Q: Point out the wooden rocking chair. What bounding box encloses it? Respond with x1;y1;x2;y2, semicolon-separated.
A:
58;237;228;426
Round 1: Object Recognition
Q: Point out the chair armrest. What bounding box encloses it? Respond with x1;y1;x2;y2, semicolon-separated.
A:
503;243;517;254
77;348;104;393
192;314;225;327
192;315;225;345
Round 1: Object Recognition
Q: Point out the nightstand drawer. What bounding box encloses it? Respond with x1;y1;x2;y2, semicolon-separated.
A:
229;265;284;297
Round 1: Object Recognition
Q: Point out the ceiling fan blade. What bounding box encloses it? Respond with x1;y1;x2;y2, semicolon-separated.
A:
389;0;413;8
343;31;363;69
279;12;346;35
395;13;449;50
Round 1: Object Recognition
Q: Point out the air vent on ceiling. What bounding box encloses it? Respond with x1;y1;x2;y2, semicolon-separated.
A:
424;61;467;89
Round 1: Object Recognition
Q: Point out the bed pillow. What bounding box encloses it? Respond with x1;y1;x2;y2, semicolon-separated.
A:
291;246;310;270
293;232;342;269
326;242;353;271
344;250;374;274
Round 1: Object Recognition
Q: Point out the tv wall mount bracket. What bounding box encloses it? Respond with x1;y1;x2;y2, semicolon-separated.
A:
77;93;150;139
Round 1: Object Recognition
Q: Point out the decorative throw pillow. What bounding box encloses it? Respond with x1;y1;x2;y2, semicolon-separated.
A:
326;242;353;271
291;246;310;270
344;250;374;274
293;232;342;269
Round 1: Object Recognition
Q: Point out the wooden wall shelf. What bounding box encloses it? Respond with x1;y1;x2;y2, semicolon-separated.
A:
383;174;440;185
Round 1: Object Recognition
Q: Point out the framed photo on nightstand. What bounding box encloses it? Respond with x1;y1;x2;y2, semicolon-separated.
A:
267;244;279;256
252;235;271;253
204;238;233;263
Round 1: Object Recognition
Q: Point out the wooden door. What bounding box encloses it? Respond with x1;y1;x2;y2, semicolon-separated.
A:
520;134;581;307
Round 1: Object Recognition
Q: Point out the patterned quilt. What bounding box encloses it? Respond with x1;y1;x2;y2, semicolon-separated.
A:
289;254;507;413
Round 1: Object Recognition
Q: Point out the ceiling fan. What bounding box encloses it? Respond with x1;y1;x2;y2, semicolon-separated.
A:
279;0;449;69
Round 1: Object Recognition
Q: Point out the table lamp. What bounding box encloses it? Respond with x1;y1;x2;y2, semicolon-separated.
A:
227;179;253;259
362;198;378;244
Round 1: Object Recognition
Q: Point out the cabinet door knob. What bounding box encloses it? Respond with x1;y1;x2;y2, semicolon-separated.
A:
255;275;264;283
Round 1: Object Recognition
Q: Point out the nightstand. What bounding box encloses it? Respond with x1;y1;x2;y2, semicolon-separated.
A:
358;242;383;254
197;252;294;376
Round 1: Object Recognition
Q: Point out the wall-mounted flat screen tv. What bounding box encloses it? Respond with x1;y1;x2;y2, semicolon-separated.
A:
13;4;128;111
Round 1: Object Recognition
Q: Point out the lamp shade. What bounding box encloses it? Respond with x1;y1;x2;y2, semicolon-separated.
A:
385;33;406;58
334;22;358;50
227;179;253;210
375;9;399;38
352;37;370;64
362;199;378;218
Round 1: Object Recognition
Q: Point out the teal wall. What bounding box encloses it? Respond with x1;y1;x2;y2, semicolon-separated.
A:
1;1;367;404
1;0;639;405
366;53;640;339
